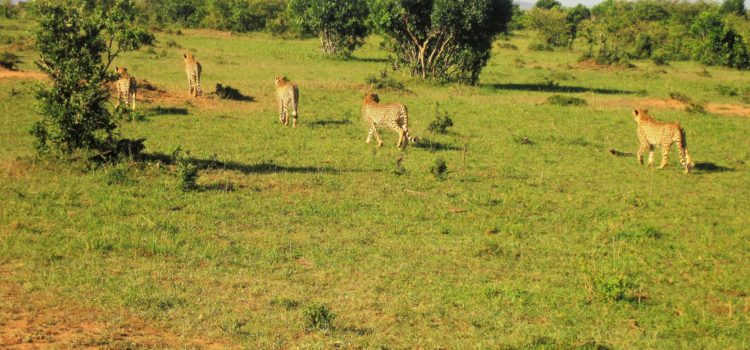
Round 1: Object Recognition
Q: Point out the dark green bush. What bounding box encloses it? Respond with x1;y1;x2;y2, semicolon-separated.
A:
0;51;21;70
304;303;336;331
430;157;448;180
365;69;405;91
427;106;454;134
288;0;369;56
548;94;587;106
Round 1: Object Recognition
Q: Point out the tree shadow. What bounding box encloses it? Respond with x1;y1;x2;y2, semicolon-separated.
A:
308;119;352;128
693;162;734;173
351;57;388;63
485;83;634;95
145;106;189;116
412;138;463;152
138;152;341;174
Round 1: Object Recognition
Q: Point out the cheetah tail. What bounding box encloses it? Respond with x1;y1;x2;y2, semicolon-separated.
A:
680;128;695;169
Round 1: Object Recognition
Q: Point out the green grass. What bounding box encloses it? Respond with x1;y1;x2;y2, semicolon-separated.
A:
1;22;750;348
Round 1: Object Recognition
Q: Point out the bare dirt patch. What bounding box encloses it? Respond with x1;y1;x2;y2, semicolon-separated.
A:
0;68;46;81
0;266;231;349
609;98;749;117
179;29;233;39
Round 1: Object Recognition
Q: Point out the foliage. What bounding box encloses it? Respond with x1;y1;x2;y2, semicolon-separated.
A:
594;275;642;303
369;0;513;84
426;104;454;134
527;7;572;50
429;157;448;180
566;4;590;41
534;0;560;10
669;91;706;114
202;0;286;33
691;11;750;70
1;0;18;18
365;68;405;91
304;303;336;331
721;0;746;17
173;148;198;191
288;0;369;56
31;0;153;156
547;94;587;106
0;51;21;70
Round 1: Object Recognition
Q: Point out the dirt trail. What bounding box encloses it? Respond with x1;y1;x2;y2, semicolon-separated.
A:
0;266;229;349
0;68;46;81
611;98;750;117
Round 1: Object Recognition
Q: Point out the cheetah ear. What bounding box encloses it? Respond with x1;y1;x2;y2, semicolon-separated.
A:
183;53;187;59
633;109;639;117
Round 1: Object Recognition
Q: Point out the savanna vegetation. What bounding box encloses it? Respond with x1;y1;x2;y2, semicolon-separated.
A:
0;0;749;348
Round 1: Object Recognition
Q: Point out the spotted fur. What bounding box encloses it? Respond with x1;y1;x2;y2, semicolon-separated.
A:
275;76;299;127
362;93;418;148
183;53;202;97
115;66;136;110
633;108;694;173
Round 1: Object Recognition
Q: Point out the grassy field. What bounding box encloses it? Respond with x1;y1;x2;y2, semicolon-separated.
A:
1;18;750;349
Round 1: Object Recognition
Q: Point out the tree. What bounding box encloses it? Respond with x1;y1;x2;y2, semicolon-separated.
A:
535;0;561;10
288;0;370;56
566;4;590;41
31;0;153;156
721;0;746;17
527;7;571;49
369;0;513;84
691;10;750;69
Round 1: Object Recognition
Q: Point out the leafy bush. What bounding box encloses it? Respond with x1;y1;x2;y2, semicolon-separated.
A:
670;92;706;113
304;303;336;331
369;0;513;84
594;275;642;302
364;69;405;91
31;0;151;157
548;94;587;106
173;148;198;191
691;11;750;70
427;105;454;134
0;51;21;70
527;7;572;50
203;0;286;33
288;0;369;56
430;157;448;180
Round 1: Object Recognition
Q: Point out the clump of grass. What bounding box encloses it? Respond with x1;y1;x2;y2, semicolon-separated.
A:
548;94;587;106
594;275;643;303
497;42;518;50
696;67;711;77
165;39;181;49
427;104;454;134
365;68;405;91
429;157;448;180
105;163;132;185
304;303;336;331
173;148;198;192
716;85;738;97
270;297;300;310
0;51;21;70
669;92;705;114
651;53;669;66
615;226;663;241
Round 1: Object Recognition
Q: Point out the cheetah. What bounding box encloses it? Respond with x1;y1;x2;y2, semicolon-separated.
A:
275;76;299;127
362;93;419;148
633;108;694;173
114;66;136;110
183;53;202;97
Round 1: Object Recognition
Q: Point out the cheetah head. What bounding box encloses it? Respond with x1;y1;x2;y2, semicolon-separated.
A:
183;53;194;62
275;76;286;86
115;66;127;75
632;108;649;122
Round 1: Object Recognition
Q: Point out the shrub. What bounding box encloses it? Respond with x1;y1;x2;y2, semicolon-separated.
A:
669;92;706;113
165;39;181;49
304;303;336;331
430;157;448;180
427;105;454;134
594;275;642;302
716;84;739;96
0;51;21;70
496;42;518;50
173;148;198;191
369;0;513;84
288;0;369;56
31;0;152;157
691;11;750;70
547;94;587;106
364;69;405;91
527;7;572;50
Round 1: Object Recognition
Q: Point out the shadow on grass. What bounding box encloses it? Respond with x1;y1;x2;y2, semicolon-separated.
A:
139;152;341;174
485;83;633;95
608;148;635;157
413;138;463;152
145;106;189;116
351;57;388;63
693;162;734;173
308;118;352;128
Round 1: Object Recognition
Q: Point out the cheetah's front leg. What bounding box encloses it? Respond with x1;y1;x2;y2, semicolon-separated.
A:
637;143;650;165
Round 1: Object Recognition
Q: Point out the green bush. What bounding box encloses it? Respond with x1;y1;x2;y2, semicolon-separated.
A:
0;51;21;70
670;92;706;113
369;0;513;84
430;157;448;180
427;105;454;134
31;0;152;157
594;275;642;303
288;0;369;56
173;148;198;191
304;303;336;331
364;69;405;91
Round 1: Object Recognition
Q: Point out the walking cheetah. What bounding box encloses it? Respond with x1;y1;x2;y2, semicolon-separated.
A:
362;93;419;148
183;53;202;97
275;76;299;127
633;108;694;173
115;66;136;110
